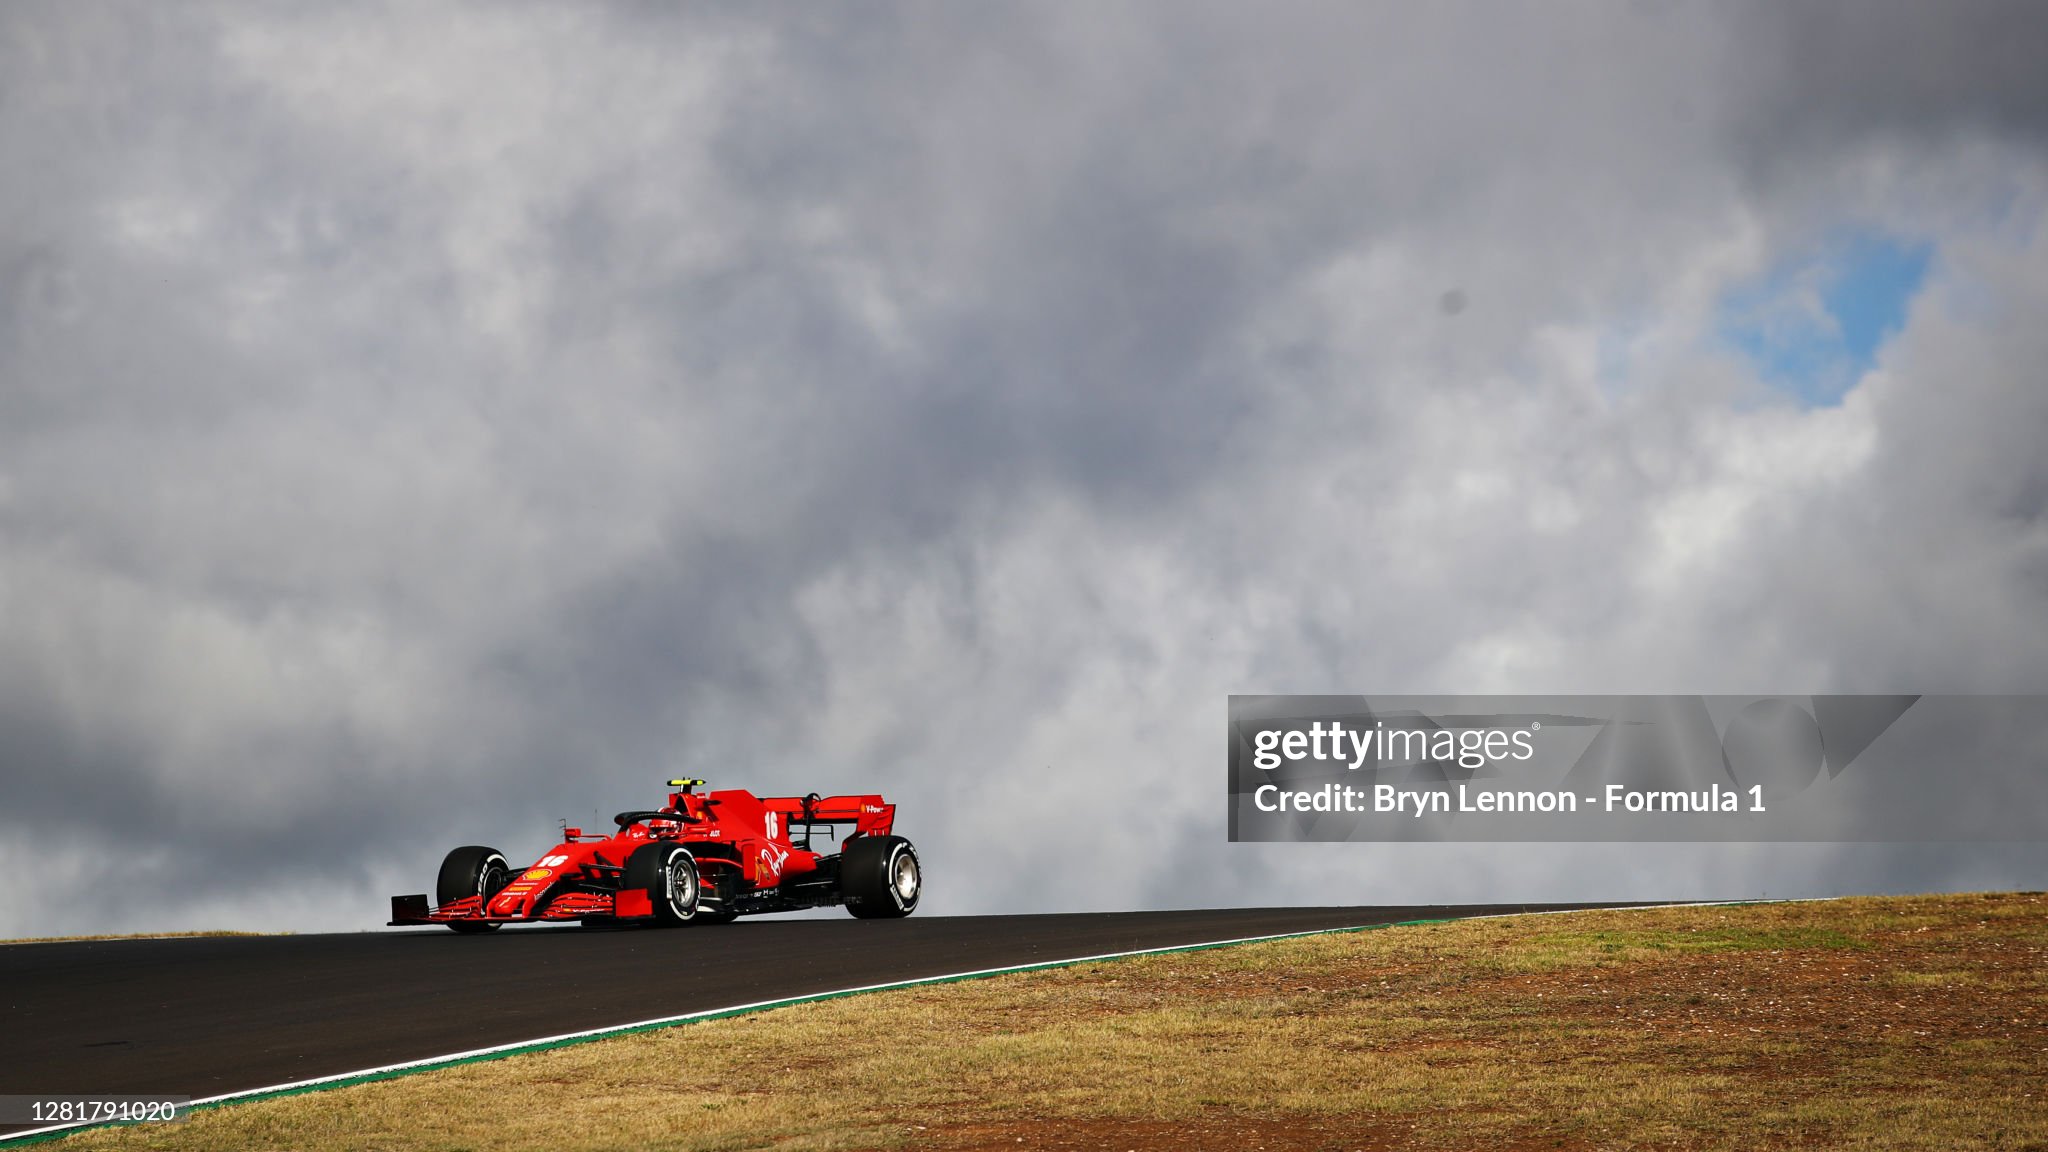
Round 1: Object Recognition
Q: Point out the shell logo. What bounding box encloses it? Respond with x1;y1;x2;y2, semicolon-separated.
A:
521;868;554;881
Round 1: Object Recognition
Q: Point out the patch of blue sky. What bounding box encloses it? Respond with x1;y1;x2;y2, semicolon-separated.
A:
1717;230;1932;407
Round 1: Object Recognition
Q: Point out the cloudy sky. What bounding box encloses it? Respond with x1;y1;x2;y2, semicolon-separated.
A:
3;2;2045;936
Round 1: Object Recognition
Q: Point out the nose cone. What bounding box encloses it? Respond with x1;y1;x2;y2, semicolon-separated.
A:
487;870;556;917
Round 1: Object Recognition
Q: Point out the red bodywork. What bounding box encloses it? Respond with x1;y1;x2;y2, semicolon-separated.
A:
390;785;897;927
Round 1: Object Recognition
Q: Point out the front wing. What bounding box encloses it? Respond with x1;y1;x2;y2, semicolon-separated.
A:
388;890;657;927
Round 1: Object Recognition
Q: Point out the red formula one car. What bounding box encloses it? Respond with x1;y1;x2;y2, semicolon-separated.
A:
390;780;920;931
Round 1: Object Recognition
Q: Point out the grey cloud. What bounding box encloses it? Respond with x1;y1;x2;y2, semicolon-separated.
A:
1;1;2044;934
1732;0;2048;172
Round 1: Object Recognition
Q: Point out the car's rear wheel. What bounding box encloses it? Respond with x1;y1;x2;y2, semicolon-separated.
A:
843;836;920;919
625;842;704;925
437;846;510;934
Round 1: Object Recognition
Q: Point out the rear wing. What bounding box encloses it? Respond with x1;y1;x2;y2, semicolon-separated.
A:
761;793;895;838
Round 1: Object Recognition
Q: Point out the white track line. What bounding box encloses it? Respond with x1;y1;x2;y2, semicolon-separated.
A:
2;902;1742;1144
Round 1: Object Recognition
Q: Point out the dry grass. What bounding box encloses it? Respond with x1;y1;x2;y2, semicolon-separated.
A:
53;893;2048;1151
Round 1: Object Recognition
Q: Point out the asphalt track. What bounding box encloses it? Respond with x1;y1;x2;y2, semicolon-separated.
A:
0;904;1627;1134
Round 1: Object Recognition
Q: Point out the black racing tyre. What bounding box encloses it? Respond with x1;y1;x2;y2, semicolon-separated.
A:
437;845;510;934
842;835;920;919
625;842;704;925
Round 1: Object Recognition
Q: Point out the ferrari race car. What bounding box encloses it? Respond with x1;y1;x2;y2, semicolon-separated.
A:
390;780;920;932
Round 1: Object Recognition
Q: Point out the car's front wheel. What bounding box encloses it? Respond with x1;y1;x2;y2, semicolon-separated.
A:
625;842;704;925
436;845;510;934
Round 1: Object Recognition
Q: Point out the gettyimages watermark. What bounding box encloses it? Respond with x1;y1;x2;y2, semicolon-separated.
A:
1227;695;2048;842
